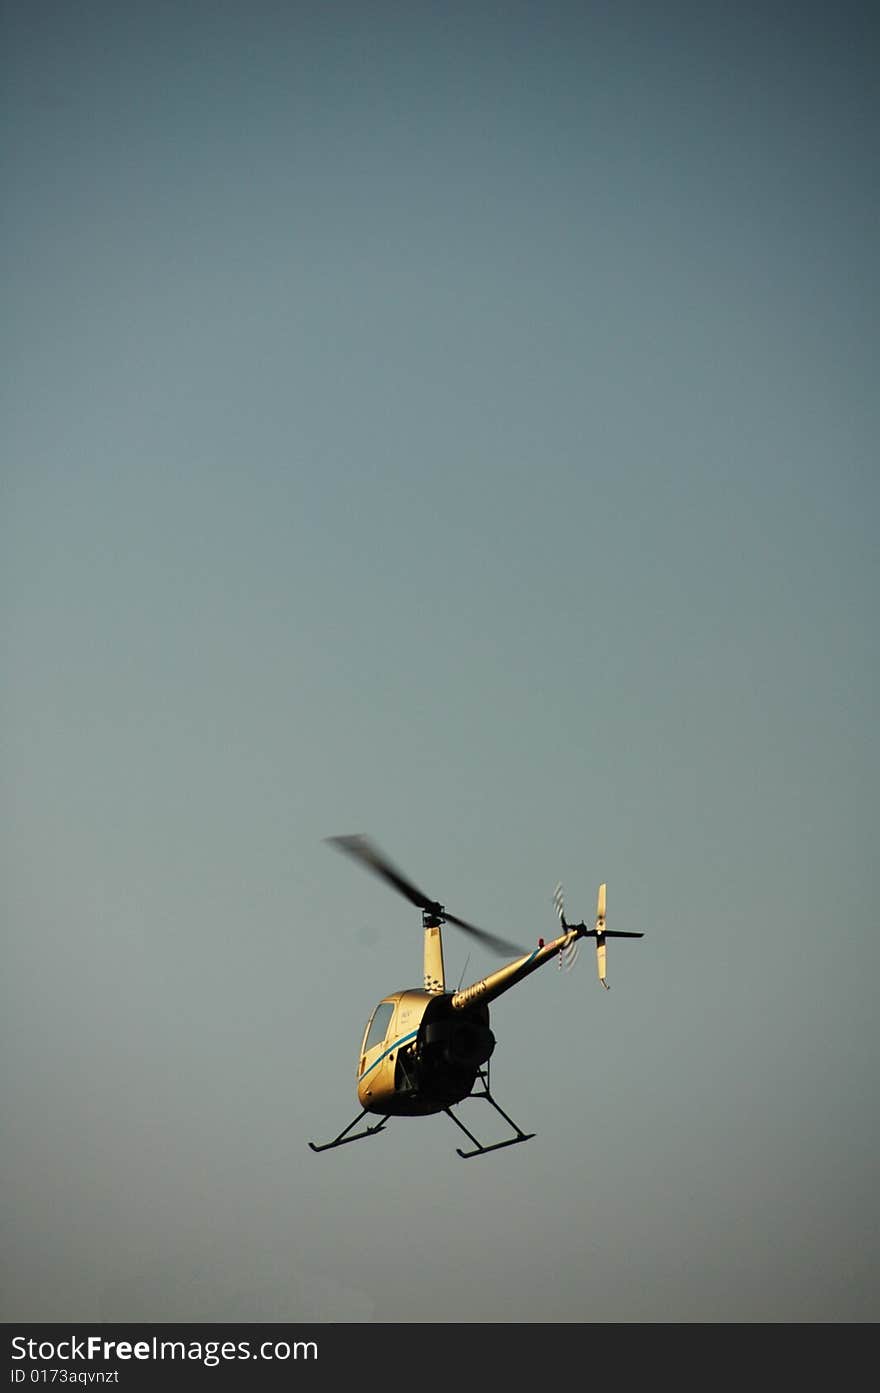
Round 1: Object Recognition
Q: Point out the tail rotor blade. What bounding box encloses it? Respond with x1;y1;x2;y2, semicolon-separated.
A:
553;883;566;925
554;883;579;970
558;939;579;972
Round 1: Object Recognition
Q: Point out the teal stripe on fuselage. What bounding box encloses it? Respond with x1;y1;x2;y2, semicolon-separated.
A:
358;1029;419;1082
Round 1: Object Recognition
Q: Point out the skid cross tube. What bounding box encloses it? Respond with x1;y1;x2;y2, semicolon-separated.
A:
308;1109;389;1153
445;1067;535;1159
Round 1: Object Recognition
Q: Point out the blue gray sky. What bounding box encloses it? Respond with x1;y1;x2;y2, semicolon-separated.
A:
3;0;878;1322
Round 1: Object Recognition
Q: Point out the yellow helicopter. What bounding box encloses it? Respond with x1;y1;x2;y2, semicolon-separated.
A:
308;835;644;1159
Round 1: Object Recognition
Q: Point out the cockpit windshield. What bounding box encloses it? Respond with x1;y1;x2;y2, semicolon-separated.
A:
363;1001;394;1052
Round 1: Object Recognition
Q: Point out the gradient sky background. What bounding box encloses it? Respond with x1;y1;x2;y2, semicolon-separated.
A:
3;0;878;1323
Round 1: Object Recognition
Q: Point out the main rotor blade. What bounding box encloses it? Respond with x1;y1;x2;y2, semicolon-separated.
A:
326;834;441;913
444;912;524;957
326;834;523;955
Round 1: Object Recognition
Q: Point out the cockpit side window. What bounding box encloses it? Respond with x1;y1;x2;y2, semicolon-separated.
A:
364;1001;394;1052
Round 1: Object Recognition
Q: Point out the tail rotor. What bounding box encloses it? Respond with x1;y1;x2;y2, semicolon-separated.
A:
552;879;643;988
553;883;579;971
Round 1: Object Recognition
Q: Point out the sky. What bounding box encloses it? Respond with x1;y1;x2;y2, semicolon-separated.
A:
3;0;878;1324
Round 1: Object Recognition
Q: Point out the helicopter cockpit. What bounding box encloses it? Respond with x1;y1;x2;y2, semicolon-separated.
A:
356;988;497;1119
357;995;416;1113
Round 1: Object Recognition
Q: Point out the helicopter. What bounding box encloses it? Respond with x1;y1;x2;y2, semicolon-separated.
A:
308;835;644;1159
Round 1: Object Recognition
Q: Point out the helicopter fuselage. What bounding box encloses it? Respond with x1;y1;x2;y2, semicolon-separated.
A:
357;989;495;1117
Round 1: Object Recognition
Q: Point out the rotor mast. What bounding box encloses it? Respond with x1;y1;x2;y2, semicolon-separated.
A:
423;912;446;993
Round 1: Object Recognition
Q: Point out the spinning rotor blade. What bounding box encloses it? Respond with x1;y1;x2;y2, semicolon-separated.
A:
558;939;579;971
326;834;523;956
442;910;523;957
552;883;566;925
552;884;578;970
327;834;441;914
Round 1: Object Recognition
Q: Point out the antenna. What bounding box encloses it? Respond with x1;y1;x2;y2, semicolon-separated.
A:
456;953;471;992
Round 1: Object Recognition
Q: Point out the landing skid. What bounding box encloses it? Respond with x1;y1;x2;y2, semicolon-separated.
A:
445;1067;535;1159
308;1109;389;1153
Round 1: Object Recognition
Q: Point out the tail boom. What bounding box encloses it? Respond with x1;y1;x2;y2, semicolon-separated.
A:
450;929;581;1010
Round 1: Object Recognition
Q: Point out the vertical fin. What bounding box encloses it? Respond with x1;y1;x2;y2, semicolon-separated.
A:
596;883;609;988
596;936;608;987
